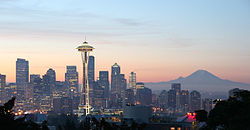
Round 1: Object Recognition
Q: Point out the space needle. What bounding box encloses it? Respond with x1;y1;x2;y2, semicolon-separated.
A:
76;41;94;116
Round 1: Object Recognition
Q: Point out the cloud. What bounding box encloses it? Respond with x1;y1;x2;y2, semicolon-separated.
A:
114;18;143;26
166;38;197;48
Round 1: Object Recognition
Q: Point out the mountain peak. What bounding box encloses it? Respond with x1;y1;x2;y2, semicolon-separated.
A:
185;69;221;81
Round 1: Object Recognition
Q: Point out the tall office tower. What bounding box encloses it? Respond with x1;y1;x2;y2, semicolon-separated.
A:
93;81;105;109
16;58;29;110
111;63;121;95
110;63;124;108
124;88;135;105
120;74;127;96
25;75;40;111
88;56;95;83
129;72;136;94
190;90;201;111
46;68;56;98
29;74;40;108
40;74;54;112
46;68;56;84
98;71;109;106
29;74;40;107
32;77;43;110
168;90;176;108
180;90;189;112
76;41;94;116
65;66;79;99
202;98;212;112
88;56;95;106
158;90;168;108
42;74;52;96
171;83;181;108
0;74;6;105
135;83;152;106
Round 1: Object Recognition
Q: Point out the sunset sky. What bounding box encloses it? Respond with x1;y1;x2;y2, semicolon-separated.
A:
0;0;250;84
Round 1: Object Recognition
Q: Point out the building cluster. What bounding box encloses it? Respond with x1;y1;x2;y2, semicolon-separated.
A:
152;83;213;115
0;58;153;115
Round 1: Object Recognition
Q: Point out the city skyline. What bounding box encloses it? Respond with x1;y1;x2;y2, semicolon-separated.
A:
0;0;250;84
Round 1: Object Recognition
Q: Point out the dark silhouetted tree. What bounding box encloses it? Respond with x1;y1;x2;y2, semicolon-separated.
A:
195;110;208;122
0;97;42;129
196;90;250;130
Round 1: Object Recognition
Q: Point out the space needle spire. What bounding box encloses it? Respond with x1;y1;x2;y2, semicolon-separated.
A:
76;40;95;116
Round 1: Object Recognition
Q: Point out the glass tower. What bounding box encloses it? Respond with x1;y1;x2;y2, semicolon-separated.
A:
16;58;29;110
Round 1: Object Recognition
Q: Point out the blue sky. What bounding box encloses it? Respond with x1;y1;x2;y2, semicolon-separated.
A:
0;0;250;83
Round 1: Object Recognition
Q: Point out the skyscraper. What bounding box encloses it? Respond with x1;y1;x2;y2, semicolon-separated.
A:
32;77;43;110
27;74;40;111
129;72;136;94
158;90;168;108
124;88;135;105
168;90;176;108
88;56;95;106
111;63;121;95
120;74;127;94
93;81;105;109
41;74;53;112
98;71;109;106
88;56;95;83
46;68;56;85
0;74;6;105
16;58;29;110
65;66;79;98
171;83;181;108
76;41;94;116
135;83;152;106
110;63;128;108
180;90;189;112
190;90;201;111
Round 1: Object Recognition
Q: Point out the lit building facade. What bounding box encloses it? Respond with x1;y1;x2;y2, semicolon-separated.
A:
171;83;181;108
129;72;136;94
0;74;6;105
180;90;189;113
93;81;106;109
16;58;29;110
111;63;121;95
5;83;17;104
124;88;135;105
158;90;168;108
190;90;201;111
98;71;109;107
88;56;95;106
46;68;56;84
135;83;152;106
65;66;79;98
